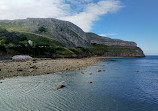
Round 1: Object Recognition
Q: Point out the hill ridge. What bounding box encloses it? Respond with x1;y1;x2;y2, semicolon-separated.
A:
0;18;145;58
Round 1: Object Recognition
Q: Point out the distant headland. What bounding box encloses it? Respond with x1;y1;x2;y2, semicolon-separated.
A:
0;18;145;59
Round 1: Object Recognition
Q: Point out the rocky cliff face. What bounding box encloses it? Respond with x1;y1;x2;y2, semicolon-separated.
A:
0;18;89;47
86;33;137;47
0;18;145;57
103;47;145;57
0;18;137;47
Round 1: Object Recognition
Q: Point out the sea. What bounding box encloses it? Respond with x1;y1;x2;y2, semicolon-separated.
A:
0;56;158;111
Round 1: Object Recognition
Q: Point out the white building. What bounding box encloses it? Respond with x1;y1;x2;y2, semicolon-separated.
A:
28;40;33;46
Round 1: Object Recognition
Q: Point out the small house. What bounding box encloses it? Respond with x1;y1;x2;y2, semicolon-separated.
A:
28;40;33;46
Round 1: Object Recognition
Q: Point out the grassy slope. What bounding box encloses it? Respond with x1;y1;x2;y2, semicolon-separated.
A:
0;27;75;58
0;23;143;58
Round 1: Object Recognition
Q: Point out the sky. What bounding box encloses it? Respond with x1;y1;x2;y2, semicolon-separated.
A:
0;0;157;55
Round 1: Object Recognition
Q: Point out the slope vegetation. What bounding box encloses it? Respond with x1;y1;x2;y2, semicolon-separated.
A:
0;18;145;59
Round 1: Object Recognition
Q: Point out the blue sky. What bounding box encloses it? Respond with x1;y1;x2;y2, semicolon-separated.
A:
0;0;157;55
91;0;158;55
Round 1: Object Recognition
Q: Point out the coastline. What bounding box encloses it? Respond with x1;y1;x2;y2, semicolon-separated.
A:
0;56;145;79
0;57;103;79
96;56;145;59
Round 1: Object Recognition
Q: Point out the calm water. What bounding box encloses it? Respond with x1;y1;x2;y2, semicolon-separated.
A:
0;56;158;111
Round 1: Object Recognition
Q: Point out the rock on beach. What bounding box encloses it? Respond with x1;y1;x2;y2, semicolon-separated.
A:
12;55;32;61
0;57;102;79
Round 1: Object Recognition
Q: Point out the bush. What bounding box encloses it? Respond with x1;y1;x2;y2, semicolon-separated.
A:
0;40;5;46
38;26;47;33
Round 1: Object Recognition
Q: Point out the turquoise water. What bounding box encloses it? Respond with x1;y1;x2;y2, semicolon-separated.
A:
0;56;158;111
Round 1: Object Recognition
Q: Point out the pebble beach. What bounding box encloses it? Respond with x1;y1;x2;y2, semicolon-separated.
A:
0;57;102;79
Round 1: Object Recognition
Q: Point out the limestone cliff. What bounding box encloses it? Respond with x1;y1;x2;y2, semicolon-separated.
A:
86;33;137;47
0;18;145;57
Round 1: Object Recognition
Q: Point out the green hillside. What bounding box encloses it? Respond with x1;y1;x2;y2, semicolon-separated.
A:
0;28;75;58
0;18;145;59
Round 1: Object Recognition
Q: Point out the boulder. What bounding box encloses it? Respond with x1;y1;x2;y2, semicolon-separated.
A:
12;55;32;61
98;69;102;72
17;68;23;72
30;65;38;69
56;84;65;90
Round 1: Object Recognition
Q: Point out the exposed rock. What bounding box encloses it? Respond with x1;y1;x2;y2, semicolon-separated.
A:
32;59;37;63
33;61;37;63
103;48;145;57
0;18;89;48
86;33;145;57
28;69;34;73
98;69;102;72
0;18;145;57
56;84;66;90
0;76;4;80
65;68;69;70
30;65;38;69
12;55;32;61
86;32;137;47
17;68;23;72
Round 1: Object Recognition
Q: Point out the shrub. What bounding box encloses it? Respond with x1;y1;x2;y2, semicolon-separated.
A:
38;26;47;33
0;40;5;46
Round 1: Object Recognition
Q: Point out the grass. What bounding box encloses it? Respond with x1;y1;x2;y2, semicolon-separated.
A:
0;27;141;58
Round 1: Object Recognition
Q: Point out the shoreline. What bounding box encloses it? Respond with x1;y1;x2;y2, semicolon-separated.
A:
0;57;103;79
0;56;144;79
96;56;145;59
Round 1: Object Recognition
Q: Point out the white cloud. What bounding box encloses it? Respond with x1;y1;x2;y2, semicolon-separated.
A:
99;34;107;37
0;0;122;32
99;33;119;37
0;0;70;19
59;0;122;31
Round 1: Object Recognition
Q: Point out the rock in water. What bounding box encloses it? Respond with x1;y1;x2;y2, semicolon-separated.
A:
98;69;102;72
56;84;66;90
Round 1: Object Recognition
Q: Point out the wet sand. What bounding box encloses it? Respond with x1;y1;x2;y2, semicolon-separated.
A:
0;57;102;79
